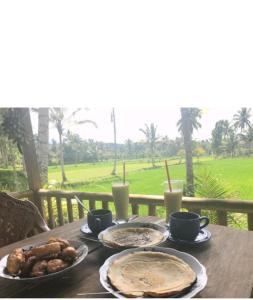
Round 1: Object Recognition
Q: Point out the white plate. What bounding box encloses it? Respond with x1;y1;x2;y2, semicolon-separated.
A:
98;222;169;249
0;240;88;282
99;246;207;298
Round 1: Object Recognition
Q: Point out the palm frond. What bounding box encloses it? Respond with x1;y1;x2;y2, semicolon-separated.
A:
195;170;231;199
77;120;97;128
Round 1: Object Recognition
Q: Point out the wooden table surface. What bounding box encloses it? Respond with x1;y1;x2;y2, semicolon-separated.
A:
0;216;253;298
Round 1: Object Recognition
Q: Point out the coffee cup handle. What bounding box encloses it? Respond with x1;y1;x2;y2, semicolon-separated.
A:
95;218;101;230
199;216;209;229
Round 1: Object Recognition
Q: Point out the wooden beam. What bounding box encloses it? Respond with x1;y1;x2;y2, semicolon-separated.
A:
9;190;34;199
38;189;253;214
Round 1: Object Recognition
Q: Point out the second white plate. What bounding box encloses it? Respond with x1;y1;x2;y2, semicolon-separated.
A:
99;246;207;298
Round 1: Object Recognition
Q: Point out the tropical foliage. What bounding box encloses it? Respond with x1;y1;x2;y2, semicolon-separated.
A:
139;123;159;168
177;108;202;196
49;108;97;183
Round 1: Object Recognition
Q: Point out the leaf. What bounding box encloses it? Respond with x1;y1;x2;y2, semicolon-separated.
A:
77;120;98;128
195;169;231;199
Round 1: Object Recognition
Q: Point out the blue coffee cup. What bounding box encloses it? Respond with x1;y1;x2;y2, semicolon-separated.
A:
87;209;113;234
170;211;209;241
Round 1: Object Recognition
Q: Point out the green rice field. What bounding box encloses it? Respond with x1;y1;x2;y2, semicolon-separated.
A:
48;157;253;200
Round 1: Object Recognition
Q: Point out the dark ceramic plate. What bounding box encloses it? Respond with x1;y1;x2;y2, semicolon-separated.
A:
0;240;88;281
167;227;211;246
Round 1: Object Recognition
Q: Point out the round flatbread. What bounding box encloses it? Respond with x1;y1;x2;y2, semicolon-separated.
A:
107;251;197;297
102;227;164;248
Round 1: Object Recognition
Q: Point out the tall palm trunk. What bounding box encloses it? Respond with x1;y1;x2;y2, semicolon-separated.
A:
58;130;67;183
38;108;49;185
9;143;17;190
111;108;117;175
180;108;194;196
151;142;155;167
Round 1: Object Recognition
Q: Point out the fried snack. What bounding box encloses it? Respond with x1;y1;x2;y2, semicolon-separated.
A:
62;247;77;261
47;259;69;274
24;250;33;260
47;237;70;249
30;242;61;258
6;248;25;275
39;253;60;261
19;256;37;277
31;260;48;277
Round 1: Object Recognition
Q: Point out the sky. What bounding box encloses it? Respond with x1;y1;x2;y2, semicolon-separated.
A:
31;107;245;144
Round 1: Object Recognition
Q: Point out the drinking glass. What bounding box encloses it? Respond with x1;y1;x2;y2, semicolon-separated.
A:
112;182;129;221
164;180;184;223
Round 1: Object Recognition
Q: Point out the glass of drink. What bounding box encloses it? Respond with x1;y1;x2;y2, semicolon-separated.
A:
164;180;184;223
112;182;129;222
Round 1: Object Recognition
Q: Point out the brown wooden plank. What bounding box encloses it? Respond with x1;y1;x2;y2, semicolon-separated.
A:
66;196;74;223
32;192;44;217
77;198;84;219
148;204;156;216
102;200;109;210
56;196;64;226
217;210;228;226
131;203;139;215
46;196;54;229
9;190;34;199
89;199;96;211
247;213;253;231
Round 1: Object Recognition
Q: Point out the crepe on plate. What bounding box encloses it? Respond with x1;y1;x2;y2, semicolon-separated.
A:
101;227;165;248
107;251;196;297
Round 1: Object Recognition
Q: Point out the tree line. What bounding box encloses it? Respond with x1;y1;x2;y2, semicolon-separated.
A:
47;131;210;165
211;108;253;157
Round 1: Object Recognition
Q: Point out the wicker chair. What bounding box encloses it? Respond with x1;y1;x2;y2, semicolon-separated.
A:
0;192;50;247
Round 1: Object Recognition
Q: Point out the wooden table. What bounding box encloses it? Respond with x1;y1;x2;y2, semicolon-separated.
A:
0;216;253;298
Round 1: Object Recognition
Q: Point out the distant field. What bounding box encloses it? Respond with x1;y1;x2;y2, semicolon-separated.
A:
48;157;190;184
48;157;253;200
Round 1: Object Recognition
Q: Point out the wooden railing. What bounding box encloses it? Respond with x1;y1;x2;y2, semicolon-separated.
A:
9;190;34;200
35;189;253;231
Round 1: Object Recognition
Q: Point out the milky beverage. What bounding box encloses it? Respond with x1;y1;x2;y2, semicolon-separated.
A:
112;183;129;221
164;189;183;223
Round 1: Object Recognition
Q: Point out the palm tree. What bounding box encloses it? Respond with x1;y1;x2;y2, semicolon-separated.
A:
233;108;252;132
177;108;202;196
225;128;238;157
220;120;230;139
139;123;159;168
38;108;49;185
211;120;231;156
49;108;97;183
111;108;117;175
238;127;253;155
125;139;133;159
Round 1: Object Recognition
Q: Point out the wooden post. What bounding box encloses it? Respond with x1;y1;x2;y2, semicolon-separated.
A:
217;210;228;226
18;108;42;212
148;204;156;216
247;213;253;231
19;108;41;191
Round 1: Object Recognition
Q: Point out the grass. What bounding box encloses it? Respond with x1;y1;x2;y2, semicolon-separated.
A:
47;157;185;184
48;157;253;200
